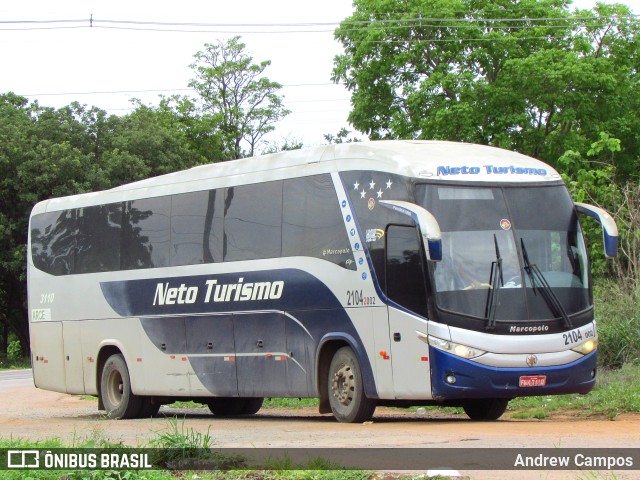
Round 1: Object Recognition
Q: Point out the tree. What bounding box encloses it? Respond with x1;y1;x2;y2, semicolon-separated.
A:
332;0;640;174
0;95;106;354
0;94;219;355
324;127;361;144
189;36;290;159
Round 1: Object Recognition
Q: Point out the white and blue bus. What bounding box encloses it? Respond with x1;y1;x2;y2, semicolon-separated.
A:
27;140;618;423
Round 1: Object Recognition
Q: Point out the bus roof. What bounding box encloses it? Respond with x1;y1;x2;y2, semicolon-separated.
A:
35;140;563;214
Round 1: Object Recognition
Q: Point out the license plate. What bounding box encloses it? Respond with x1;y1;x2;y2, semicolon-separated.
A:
519;375;547;387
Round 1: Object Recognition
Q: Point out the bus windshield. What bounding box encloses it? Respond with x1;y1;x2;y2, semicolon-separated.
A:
415;184;590;322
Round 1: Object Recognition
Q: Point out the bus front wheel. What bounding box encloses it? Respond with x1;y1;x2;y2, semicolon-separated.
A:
328;346;376;423
100;354;143;419
462;398;509;420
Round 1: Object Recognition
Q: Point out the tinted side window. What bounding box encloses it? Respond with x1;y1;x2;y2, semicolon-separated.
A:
283;175;355;269
171;191;209;266
224;181;282;262
386;225;428;316
30;210;76;275
122;196;171;269
205;189;225;263
75;204;122;274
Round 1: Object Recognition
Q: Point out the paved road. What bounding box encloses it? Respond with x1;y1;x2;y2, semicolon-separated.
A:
0;368;33;389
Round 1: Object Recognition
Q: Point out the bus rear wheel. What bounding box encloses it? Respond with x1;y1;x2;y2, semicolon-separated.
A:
328;346;376;423
241;397;264;415
100;354;143;419
462;398;509;420
139;397;162;418
207;397;264;416
207;397;245;416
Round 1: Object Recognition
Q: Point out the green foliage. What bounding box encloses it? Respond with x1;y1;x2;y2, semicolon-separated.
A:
263;398;319;409
557;132;621;277
323;128;361;144
0;355;31;370
189;36;290;159
0;92;227;355
149;417;213;451
509;363;640;419
333;1;640;174
6;340;22;360
594;281;640;368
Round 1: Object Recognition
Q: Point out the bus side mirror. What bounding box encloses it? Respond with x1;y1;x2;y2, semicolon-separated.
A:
379;200;442;262
575;202;618;258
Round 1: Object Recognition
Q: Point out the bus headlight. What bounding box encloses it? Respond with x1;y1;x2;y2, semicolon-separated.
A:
427;336;486;359
571;337;598;355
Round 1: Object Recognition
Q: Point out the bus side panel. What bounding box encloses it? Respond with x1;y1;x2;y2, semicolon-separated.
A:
284;314;312;396
387;307;432;399
351;306;395;399
187;315;238;397
81;318;150;397
62;320;85;394
234;312;288;397
30;322;66;393
138;317;191;396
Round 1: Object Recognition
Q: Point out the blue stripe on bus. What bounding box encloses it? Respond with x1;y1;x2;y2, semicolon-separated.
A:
100;268;342;317
100;269;379;399
338;174;388;303
429;347;597;399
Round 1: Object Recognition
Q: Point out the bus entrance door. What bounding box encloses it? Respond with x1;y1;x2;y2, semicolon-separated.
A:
385;225;432;399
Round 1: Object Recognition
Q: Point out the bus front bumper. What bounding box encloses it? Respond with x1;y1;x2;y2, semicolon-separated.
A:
429;347;597;400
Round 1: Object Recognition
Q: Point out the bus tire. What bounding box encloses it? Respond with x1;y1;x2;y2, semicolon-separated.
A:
207;397;246;416
100;354;143;419
328;346;376;423
462;398;509;420
139;397;161;418
240;397;264;415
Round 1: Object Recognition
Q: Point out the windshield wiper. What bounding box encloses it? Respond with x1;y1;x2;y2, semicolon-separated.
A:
485;234;503;330
520;238;573;329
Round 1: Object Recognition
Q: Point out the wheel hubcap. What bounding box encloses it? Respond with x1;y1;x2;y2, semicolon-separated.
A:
107;370;123;406
331;364;355;406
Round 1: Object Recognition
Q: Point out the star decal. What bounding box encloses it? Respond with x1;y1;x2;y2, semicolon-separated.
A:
353;181;360;190
360;189;366;199
376;189;384;198
369;180;376;190
386;179;393;189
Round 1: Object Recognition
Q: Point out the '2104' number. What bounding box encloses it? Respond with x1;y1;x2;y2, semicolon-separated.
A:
346;290;376;306
563;329;583;345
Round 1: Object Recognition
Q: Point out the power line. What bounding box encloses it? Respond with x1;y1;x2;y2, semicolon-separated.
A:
2;14;638;27
1;14;637;33
18;83;346;98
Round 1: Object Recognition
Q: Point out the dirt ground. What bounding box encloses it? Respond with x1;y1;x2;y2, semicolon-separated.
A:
1;369;638;479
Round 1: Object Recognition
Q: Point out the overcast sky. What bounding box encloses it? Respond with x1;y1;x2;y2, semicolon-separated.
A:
1;0;637;148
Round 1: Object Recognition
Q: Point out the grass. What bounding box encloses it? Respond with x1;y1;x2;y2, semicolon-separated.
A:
594;281;640;368
508;363;640;420
263;398;319;409
0;355;31;371
0;419;383;480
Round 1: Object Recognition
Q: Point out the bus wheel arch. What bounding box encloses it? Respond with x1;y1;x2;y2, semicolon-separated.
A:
316;340;349;414
98;349;143;419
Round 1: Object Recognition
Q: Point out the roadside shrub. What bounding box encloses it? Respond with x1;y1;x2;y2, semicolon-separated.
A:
594;280;640;368
7;340;22;361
